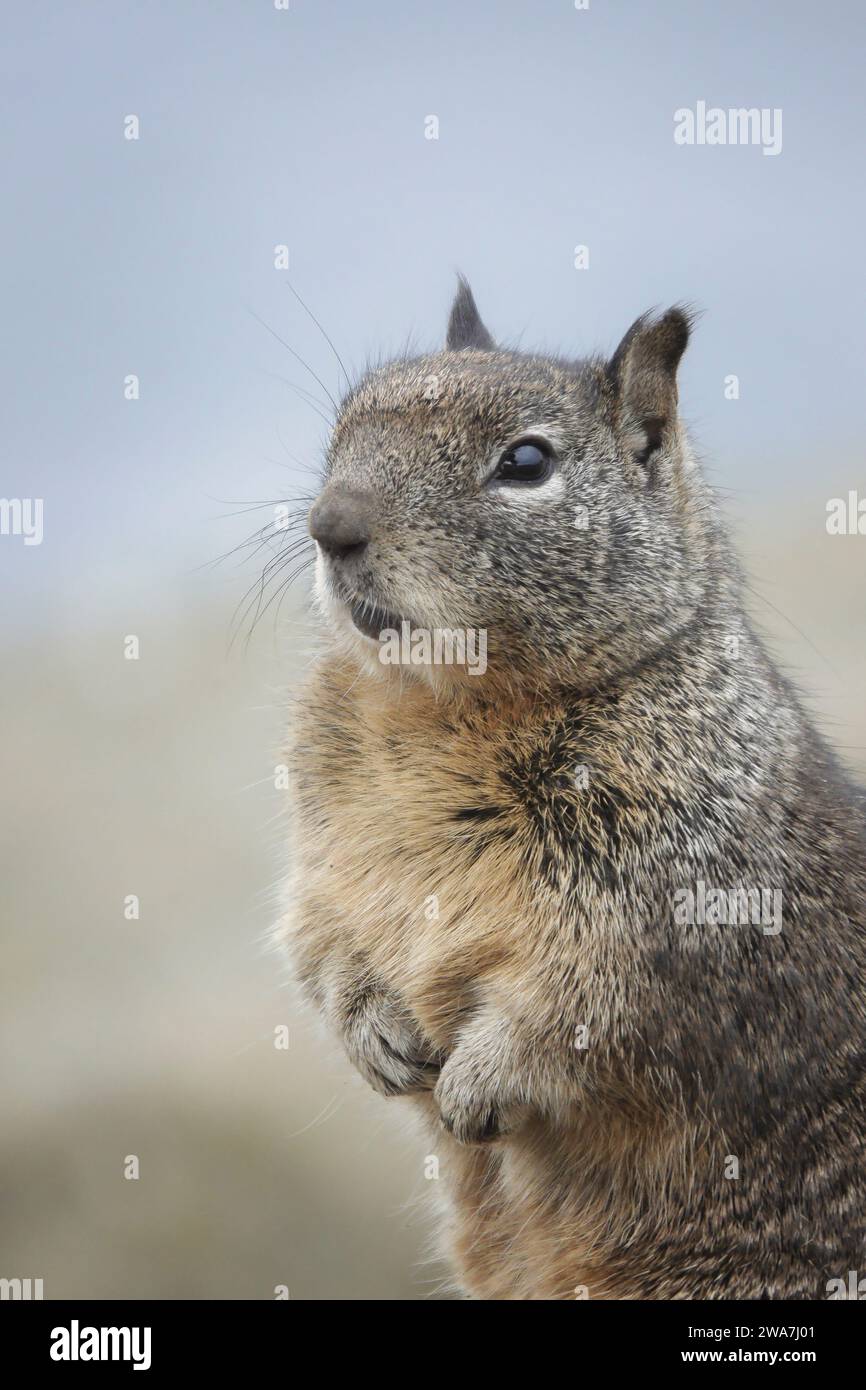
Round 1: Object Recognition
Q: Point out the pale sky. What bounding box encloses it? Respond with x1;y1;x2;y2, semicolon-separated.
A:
3;0;864;629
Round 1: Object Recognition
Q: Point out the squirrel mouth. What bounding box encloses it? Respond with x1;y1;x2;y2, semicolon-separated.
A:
347;597;406;641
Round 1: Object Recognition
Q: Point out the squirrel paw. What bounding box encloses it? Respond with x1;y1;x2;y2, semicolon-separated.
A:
433;1017;521;1145
327;979;442;1098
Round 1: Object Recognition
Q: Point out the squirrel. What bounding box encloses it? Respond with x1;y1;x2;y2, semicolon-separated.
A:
280;278;866;1300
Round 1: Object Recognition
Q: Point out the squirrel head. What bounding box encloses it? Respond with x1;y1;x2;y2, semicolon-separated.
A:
309;278;716;696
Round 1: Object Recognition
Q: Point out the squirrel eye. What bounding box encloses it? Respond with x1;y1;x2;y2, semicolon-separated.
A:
492;439;555;486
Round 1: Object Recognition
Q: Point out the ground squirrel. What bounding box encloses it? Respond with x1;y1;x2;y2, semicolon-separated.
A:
280;279;866;1299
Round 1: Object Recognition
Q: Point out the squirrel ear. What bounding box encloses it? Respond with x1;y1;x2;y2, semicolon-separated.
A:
608;307;692;463
446;276;495;351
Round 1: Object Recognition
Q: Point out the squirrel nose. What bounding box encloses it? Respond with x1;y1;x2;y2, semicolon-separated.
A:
308;487;375;561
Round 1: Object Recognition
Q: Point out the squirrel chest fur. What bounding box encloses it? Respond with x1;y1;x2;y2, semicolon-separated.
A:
281;281;866;1299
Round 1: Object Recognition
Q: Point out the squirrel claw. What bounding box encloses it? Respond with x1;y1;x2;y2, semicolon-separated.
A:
331;981;442;1098
438;1101;505;1145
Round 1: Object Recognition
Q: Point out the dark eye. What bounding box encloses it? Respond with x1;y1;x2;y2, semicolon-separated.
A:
491;439;555;486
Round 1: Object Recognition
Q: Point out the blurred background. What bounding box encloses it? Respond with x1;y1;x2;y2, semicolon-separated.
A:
1;1;864;1299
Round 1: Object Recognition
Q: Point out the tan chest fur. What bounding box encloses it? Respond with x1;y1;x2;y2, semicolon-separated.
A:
282;657;688;1298
286;658;623;1045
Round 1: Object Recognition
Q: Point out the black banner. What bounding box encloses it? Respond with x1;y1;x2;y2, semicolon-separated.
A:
4;1297;862;1374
